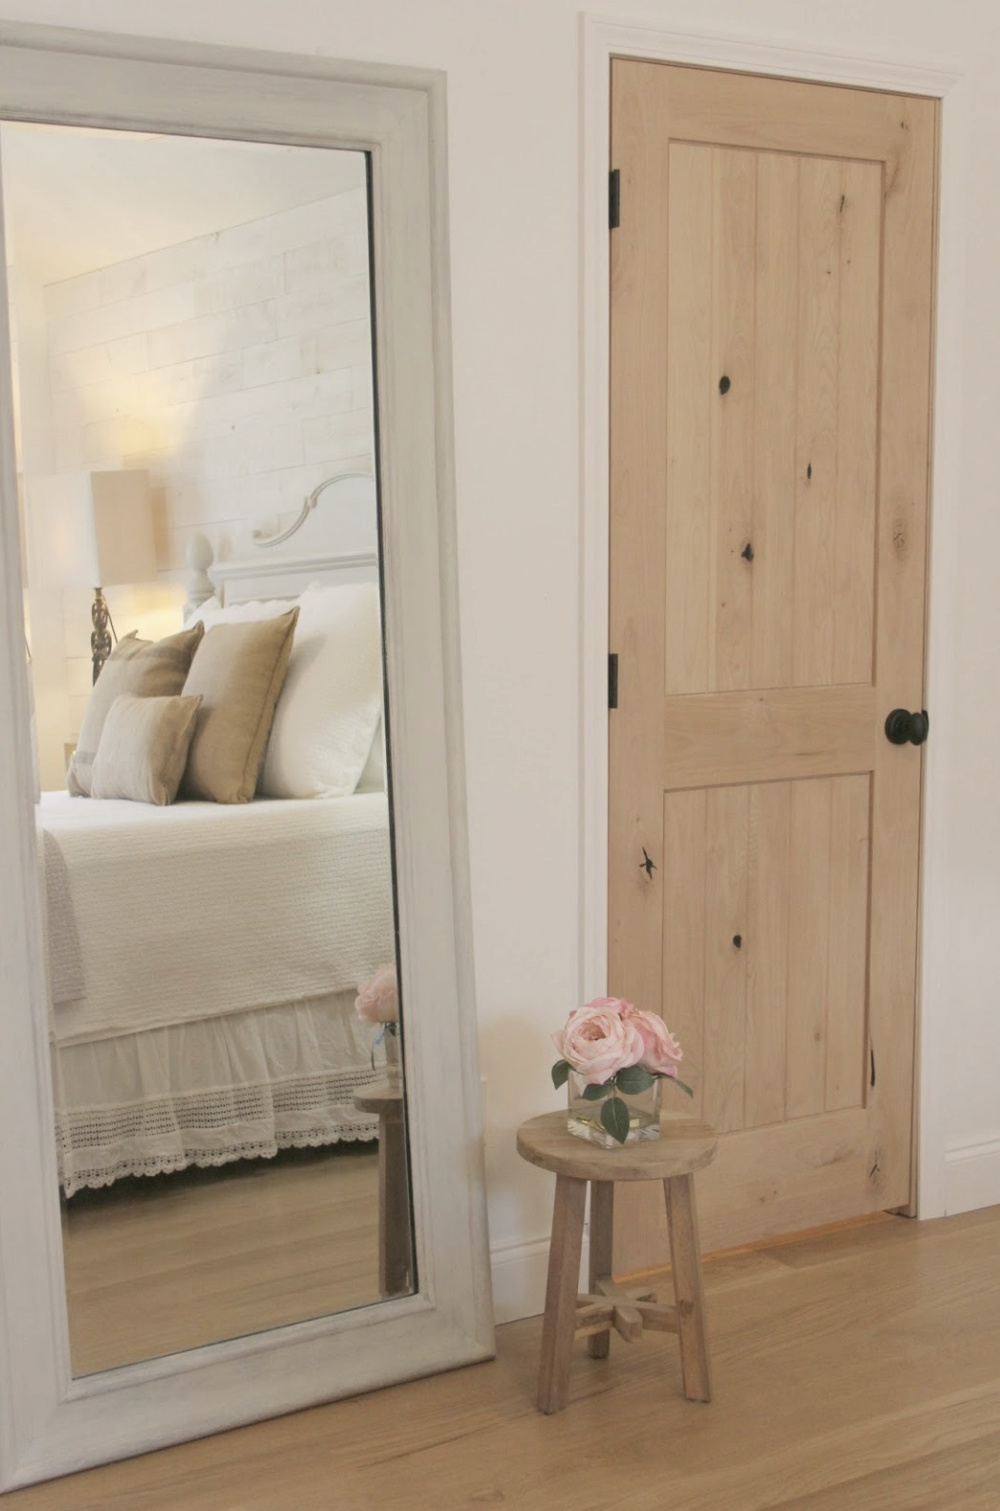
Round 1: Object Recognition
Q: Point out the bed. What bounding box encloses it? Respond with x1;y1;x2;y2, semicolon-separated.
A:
37;473;396;1196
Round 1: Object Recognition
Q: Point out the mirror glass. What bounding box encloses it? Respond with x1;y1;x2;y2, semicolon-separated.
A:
2;121;413;1376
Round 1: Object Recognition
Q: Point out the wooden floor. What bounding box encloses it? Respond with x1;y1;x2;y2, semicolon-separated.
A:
10;1204;1000;1509
62;1144;383;1373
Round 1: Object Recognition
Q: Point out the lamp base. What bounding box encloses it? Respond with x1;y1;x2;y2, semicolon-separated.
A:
91;588;112;683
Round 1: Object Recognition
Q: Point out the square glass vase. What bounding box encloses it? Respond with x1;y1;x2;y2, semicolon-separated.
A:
382;1025;402;1090
567;1070;661;1148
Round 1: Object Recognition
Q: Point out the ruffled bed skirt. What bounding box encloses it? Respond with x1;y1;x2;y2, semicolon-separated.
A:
52;992;385;1196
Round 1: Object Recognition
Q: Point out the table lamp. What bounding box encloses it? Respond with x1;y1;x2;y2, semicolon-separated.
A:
29;470;157;682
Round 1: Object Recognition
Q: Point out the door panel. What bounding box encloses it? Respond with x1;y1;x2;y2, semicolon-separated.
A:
662;776;870;1134
609;61;936;1269
665;142;882;695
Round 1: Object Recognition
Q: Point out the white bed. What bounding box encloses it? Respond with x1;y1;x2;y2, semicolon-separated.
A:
38;473;396;1196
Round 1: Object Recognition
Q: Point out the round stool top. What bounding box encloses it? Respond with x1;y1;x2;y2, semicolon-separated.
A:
353;1080;403;1114
516;1111;717;1182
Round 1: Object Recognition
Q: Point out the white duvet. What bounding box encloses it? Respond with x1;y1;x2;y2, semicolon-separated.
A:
37;791;395;1047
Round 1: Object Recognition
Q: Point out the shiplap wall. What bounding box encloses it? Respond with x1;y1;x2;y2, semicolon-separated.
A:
36;185;375;745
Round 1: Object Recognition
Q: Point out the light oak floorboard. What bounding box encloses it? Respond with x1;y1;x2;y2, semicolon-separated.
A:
62;1145;382;1374
10;1206;1000;1508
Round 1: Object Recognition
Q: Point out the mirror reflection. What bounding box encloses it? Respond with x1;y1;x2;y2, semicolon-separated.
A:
2;122;413;1376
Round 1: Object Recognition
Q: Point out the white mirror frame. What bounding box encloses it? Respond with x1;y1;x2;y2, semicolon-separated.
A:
0;21;492;1491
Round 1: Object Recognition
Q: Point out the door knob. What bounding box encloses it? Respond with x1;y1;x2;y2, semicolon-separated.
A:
884;708;929;746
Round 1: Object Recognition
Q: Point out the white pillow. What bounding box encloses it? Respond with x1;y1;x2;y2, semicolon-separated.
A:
184;595;291;631
183;596;221;629
355;716;386;793
258;581;383;799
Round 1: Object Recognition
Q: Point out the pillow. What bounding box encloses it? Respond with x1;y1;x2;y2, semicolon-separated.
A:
257;581;383;800
67;624;205;797
184;595;291;632
181;608;299;804
355;717;386;794
90;693;203;806
183;595;221;628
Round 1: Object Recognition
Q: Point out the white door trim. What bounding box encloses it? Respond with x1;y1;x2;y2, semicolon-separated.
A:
579;14;967;1222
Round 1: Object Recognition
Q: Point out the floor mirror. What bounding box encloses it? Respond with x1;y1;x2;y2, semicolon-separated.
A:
0;21;492;1491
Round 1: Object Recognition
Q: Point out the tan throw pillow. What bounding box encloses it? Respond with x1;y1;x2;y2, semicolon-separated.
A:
67;624;205;797
90;693;203;806
181;608;299;804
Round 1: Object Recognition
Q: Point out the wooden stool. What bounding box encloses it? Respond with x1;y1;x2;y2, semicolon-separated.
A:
517;1111;718;1414
353;1080;412;1297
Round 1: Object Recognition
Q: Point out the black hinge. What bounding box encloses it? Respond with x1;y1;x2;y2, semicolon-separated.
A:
609;169;621;230
608;653;619;709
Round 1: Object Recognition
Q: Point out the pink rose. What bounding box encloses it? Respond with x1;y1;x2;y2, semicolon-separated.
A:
583;996;632;1015
552;1001;644;1086
355;964;399;1026
621;1004;683;1077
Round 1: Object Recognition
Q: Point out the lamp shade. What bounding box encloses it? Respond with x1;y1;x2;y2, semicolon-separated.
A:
29;470;157;589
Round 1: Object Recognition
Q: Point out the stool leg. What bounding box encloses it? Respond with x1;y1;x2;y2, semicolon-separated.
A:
380;1106;412;1296
537;1174;587;1413
663;1173;711;1402
587;1180;614;1360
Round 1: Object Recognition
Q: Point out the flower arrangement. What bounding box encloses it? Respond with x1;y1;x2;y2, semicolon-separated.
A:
355;963;399;1030
356;964;400;1082
551;997;692;1145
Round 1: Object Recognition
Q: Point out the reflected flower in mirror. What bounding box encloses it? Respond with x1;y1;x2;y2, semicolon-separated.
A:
356;964;400;1086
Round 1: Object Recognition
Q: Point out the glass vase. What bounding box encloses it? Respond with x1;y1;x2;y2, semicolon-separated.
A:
567;1071;661;1148
383;1026;402;1090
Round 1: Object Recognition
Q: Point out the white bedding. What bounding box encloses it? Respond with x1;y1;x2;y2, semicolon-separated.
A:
52;991;383;1196
38;791;395;1046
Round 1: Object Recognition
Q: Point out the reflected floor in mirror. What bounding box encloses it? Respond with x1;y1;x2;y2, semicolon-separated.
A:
61;1145;388;1375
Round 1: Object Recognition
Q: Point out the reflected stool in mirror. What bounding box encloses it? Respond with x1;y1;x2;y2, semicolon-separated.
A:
353;1080;412;1297
516;1112;718;1414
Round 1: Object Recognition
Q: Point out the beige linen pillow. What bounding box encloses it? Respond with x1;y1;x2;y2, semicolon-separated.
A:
90;693;203;806
67;624;205;797
181;608;299;804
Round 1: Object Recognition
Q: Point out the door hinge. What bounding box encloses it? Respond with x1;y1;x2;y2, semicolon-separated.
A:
609;168;620;230
608;653;619;709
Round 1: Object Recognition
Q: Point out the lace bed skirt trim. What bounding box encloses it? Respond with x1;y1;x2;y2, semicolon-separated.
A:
53;993;385;1196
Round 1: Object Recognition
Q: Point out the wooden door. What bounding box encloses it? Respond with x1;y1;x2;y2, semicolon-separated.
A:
608;62;937;1271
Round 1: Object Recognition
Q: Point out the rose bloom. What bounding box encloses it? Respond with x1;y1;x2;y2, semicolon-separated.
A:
355;964;399;1026
552;1000;644;1086
621;1003;683;1077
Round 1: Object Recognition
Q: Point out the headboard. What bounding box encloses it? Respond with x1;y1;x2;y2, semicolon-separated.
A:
183;471;378;614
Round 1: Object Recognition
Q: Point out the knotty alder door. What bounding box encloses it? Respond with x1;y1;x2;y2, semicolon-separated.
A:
608;61;937;1271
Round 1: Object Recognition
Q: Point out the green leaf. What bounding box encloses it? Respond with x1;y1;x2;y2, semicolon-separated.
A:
582;1079;615;1101
601;1095;631;1143
615;1064;655;1095
551;1059;570;1090
665;1077;695;1098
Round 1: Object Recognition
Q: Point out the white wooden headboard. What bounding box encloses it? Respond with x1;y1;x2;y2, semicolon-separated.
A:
183;471;378;613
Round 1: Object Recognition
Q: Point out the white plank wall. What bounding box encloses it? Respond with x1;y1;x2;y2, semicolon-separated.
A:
25;185;376;750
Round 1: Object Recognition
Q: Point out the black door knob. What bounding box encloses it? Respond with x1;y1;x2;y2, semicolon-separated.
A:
885;708;929;746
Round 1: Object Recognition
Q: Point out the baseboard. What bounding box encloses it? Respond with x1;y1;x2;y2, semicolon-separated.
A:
489;1233;590;1325
943;1136;1000;1215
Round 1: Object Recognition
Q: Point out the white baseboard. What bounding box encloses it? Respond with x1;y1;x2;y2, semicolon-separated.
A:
943;1136;1000;1215
489;1233;591;1325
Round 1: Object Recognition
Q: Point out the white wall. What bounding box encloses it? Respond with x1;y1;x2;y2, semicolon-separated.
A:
5;0;998;1319
6;266;75;792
